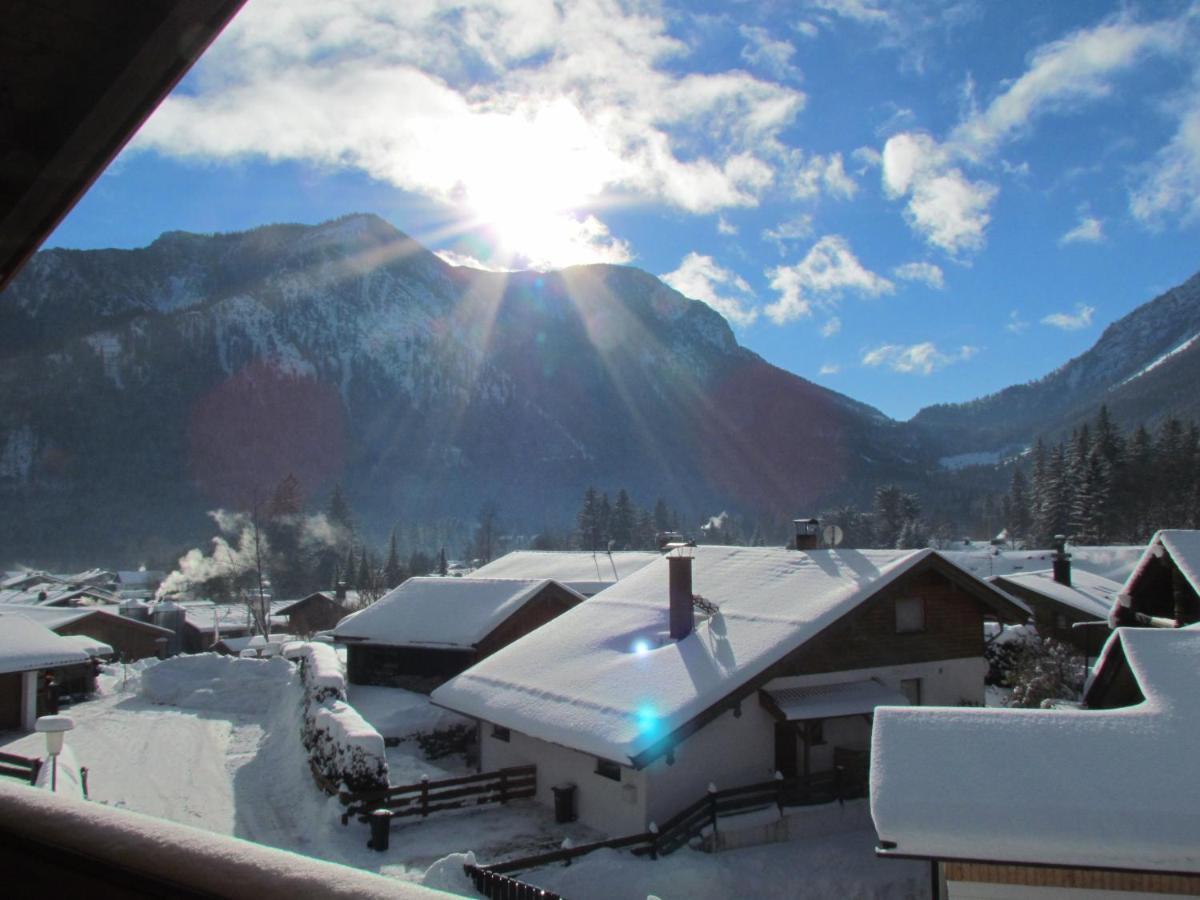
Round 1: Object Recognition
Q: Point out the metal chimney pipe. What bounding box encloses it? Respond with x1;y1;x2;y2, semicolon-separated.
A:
668;555;694;640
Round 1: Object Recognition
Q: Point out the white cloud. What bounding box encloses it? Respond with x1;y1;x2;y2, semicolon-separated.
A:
135;0;807;263
762;215;815;252
434;249;516;272
739;25;801;81
792;152;858;200
661;252;758;326
861;342;978;374
1041;303;1095;330
1130;90;1200;225
717;214;738;235
795;21;820;39
1006;310;1030;333
892;261;945;289
1059;215;1104;245
821;316;842;337
818;363;840;375
877;14;1178;255
765;235;894;324
852;145;882;171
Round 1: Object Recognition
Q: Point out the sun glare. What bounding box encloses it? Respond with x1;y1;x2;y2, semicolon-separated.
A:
458;100;623;269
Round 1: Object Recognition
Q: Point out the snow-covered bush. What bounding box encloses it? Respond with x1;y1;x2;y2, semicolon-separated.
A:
1008;636;1086;708
985;624;1037;686
308;700;388;793
289;641;388;793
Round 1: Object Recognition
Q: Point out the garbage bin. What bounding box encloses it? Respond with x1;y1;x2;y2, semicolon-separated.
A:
551;782;577;823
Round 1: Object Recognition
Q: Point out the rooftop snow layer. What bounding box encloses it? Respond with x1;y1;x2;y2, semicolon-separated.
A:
941;545;1144;584
433;546;976;764
333;577;575;648
871;626;1200;873
0;613;91;673
468;550;660;594
991;568;1122;619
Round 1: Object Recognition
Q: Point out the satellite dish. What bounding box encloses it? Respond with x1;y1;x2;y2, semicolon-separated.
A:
822;524;844;547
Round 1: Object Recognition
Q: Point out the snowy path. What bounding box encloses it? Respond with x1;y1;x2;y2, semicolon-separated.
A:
1;692;252;832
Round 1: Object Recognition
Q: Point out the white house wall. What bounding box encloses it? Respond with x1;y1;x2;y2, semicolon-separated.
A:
480;727;649;836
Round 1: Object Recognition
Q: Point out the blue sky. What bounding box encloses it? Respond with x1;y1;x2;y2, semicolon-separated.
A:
48;0;1200;420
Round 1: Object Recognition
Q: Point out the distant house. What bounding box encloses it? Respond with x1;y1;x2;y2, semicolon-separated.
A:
872;624;1200;898
0;615;92;730
467;550;661;597
176;601;294;653
275;592;347;636
333;577;585;691
432;540;1025;836
1;605;172;660
1111;529;1200;628
990;543;1121;657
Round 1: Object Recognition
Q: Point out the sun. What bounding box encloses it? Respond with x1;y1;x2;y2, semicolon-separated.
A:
458;100;622;269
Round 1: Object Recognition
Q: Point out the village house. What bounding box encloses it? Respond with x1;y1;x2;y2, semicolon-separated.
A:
275;591;348;636
0;615;92;730
431;536;1026;836
871;623;1200;898
175;600;295;654
0;605;171;661
467;550;661;597
333;577;585;691
990;540;1122;658
1110;529;1200;628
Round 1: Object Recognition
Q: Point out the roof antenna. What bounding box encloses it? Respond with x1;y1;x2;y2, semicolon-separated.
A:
607;540;619;581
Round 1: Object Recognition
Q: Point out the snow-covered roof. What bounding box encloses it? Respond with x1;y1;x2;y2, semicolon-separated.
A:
871;625;1200;873
59;633;114;657
468;550;661;595
177;601;293;632
434;546;1014;765
0;613;91;673
764;677;909;720
1125;530;1200;598
940;545;1144;584
0;604;172;635
333;577;578;649
274;592;345;616
991;568;1122;619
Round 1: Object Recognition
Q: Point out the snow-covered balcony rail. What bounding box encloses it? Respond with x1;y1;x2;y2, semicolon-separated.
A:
0;779;442;899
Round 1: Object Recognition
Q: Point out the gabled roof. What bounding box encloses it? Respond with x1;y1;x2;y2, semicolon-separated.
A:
468;550;661;595
1125;529;1200;597
871;625;1200;874
0;613;91;674
0;604;172;636
275;592;345;616
433;546;1021;766
991;568;1122;620
332;577;579;649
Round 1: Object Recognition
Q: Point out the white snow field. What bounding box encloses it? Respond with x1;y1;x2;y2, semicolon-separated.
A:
0;654;927;898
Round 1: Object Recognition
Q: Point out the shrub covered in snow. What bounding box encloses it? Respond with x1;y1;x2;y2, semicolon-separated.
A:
985;624;1037;686
290;642;388;793
308;700;389;793
1008;636;1086;708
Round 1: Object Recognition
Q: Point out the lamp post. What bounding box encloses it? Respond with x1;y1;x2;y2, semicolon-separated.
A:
35;715;75;793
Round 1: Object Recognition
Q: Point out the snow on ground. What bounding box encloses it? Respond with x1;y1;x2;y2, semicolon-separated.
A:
1;657;928;898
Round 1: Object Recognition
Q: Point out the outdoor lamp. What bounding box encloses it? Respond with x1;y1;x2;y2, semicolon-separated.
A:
35;715;75;792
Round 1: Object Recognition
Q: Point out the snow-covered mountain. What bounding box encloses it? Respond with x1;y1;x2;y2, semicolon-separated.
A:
911;269;1200;457
0;214;911;561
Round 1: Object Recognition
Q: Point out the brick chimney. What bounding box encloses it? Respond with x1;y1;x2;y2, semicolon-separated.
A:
793;518;820;550
1052;535;1071;587
668;555;694;640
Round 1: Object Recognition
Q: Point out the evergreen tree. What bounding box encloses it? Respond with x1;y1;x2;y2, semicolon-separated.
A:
473;502;500;563
1008;468;1031;546
611;489;635;550
633;510;657;550
327;482;354;534
356;546;371;593
597;493;613;547
577;487;603;550
653;498;671;533
383;527;404;588
873;485;905;548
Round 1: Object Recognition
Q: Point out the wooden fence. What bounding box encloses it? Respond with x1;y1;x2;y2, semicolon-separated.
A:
340;765;536;826
464;865;563;900
0;751;42;785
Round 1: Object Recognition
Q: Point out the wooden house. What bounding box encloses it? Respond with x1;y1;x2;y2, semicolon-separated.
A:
432;541;1025;836
1;605;172;660
275;592;347;636
0;614;92;730
872;624;1200;898
990;547;1121;658
1111;529;1200;628
333;577;585;692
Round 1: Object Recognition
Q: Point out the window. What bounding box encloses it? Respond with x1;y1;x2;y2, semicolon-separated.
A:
895;596;925;633
900;678;922;706
491;725;510;742
594;758;622;781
